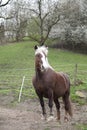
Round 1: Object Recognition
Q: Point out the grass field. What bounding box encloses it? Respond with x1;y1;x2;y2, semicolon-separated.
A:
0;40;87;105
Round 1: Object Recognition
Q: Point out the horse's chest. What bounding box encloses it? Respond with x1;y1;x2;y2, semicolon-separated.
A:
36;80;46;90
35;80;48;97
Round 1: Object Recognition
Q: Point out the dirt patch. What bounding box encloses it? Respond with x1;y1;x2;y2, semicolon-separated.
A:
0;99;87;130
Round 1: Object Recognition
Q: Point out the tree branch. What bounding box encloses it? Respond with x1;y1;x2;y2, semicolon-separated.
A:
30;9;39;15
0;0;11;7
42;12;49;21
28;34;40;43
41;26;51;45
0;16;14;19
42;15;60;44
31;16;40;27
0;0;2;5
51;15;60;26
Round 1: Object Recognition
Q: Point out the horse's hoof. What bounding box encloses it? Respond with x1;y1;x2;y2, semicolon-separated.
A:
47;116;55;122
55;118;61;124
64;116;69;122
41;114;47;120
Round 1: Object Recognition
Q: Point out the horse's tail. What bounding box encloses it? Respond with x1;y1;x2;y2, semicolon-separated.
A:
61;72;73;117
62;88;73;118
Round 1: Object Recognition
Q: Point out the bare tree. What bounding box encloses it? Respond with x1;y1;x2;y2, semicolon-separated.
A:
28;0;60;45
0;0;13;19
0;0;12;44
0;22;5;44
6;0;30;42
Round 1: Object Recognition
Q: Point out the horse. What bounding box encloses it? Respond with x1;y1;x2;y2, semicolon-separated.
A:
32;45;72;121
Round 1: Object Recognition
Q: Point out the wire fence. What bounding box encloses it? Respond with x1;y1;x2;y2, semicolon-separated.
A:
0;64;87;102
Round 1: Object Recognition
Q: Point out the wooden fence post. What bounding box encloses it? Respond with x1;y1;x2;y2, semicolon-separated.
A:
74;64;78;86
18;76;25;102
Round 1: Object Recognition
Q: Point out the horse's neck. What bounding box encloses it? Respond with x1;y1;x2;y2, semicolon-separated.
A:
35;56;53;78
35;69;43;80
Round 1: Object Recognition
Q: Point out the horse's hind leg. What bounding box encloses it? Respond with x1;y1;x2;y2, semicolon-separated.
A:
62;91;73;121
54;97;60;121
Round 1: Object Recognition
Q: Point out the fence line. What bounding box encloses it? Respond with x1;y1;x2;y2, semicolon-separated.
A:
0;68;34;70
0;64;86;71
0;64;87;81
0;64;87;101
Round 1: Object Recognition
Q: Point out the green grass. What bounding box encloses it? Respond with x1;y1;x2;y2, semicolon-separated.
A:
0;40;87;104
76;124;87;130
71;83;87;105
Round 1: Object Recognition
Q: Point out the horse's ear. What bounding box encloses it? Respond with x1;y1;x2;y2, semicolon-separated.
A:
34;45;38;50
45;45;48;49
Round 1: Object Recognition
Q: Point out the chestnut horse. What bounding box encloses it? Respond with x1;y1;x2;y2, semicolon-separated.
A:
32;45;72;121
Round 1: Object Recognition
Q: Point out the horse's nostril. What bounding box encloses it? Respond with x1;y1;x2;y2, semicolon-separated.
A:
42;65;44;68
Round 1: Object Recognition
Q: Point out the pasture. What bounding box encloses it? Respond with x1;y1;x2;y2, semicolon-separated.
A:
0;41;87;104
0;41;87;130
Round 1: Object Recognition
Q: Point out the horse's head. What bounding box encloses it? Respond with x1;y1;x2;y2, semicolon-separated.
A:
34;45;49;72
34;45;48;56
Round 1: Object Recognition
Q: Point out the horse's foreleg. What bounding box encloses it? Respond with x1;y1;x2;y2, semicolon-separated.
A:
39;96;47;120
48;99;53;116
48;89;53;116
54;98;60;121
47;90;54;122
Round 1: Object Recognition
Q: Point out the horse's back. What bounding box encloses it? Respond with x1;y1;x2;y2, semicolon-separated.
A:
57;72;70;87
